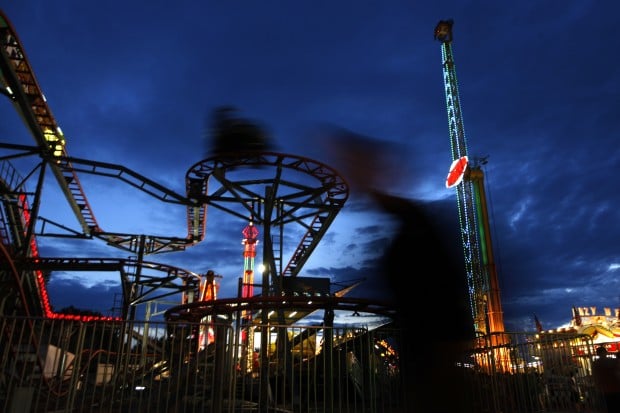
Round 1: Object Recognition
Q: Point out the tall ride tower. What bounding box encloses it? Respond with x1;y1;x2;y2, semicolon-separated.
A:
240;219;259;372
241;220;259;300
434;20;506;341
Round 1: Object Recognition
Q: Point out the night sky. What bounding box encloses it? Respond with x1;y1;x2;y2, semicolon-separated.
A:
1;2;619;331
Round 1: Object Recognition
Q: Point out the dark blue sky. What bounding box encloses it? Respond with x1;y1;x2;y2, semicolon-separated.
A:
1;2;619;331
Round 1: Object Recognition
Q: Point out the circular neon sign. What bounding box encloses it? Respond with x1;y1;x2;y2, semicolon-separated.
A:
445;156;468;188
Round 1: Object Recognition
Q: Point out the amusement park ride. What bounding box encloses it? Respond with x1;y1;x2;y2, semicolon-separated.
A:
434;20;620;354
434;19;506;341
0;7;507;341
0;9;393;328
5;10;620;412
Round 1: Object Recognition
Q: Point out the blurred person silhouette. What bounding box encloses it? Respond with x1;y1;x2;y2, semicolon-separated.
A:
322;126;476;412
592;346;620;412
204;105;273;158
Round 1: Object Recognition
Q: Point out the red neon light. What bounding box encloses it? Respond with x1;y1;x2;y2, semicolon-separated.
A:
17;194;121;322
242;222;259;299
446;156;468;188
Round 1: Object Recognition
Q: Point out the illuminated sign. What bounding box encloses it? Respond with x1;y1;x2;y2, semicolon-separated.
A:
446;156;468;188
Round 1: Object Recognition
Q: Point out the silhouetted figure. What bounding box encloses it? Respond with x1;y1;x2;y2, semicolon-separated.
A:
206;106;272;158
324;127;476;412
592;346;620;412
371;191;475;412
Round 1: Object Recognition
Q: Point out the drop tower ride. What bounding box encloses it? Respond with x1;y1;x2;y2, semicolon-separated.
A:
434;19;506;341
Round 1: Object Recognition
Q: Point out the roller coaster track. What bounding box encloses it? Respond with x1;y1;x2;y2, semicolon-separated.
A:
0;12;98;235
0;11;199;254
164;295;397;324
0;9;347;259
187;153;348;280
4;256;204;308
0;9;349;317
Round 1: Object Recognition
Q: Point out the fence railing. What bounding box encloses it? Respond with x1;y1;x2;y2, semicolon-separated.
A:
0;316;609;412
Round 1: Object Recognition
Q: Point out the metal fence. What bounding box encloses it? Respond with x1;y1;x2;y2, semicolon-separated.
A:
465;332;607;413
0;316;609;412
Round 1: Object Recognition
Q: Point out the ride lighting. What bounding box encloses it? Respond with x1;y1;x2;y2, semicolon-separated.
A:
43;128;65;157
23;207;120;322
446;156;468;188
